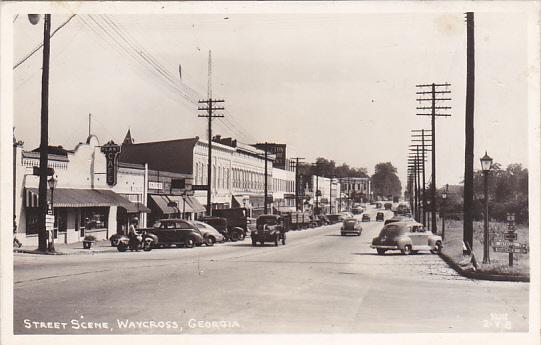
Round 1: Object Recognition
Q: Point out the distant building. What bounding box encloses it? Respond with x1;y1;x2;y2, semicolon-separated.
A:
340;177;371;202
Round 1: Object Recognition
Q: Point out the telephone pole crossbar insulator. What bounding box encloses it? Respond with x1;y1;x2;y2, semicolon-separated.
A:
416;91;452;95
415;83;451;87
416;114;452;117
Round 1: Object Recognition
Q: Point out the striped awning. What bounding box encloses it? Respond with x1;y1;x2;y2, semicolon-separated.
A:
120;202;151;213
149;194;206;214
25;188;144;210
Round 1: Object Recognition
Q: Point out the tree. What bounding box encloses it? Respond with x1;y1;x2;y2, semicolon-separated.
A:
371;162;402;198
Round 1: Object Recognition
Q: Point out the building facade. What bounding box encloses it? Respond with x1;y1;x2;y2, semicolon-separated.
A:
340;177;371;202
14;135;150;246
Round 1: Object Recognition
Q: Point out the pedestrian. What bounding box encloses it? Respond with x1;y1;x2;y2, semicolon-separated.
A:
13;215;22;248
128;217;139;251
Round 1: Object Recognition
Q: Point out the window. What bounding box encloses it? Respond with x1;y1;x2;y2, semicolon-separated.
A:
81;207;109;230
25;208;40;235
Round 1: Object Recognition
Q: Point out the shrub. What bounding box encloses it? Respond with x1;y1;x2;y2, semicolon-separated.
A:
83;234;96;241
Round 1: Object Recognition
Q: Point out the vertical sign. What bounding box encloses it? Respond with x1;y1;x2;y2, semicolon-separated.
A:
100;141;121;186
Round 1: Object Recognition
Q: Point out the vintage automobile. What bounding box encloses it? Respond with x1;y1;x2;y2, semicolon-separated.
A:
361;214;371;222
251;214;288;246
144;219;204;248
384;203;392;210
376;212;385;221
370;221;443;255
327;213;347;224
211;208;249;241
340;218;362;236
314;214;330;227
201;216;245;242
191;220;225;246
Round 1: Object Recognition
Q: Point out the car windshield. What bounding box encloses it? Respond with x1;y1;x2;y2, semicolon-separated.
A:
193;222;207;229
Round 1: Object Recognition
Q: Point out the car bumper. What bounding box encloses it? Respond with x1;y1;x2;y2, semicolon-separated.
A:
370;244;399;250
341;230;361;234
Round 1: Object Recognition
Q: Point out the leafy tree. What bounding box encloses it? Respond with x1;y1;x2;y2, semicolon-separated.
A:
371;162;402;198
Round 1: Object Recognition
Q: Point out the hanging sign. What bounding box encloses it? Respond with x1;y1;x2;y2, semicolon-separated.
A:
100;141;121;186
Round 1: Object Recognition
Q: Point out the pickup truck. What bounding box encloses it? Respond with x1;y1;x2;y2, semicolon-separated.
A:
251;214;288;246
144;219;204;248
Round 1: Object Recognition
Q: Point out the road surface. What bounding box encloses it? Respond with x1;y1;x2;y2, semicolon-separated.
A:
14;207;529;334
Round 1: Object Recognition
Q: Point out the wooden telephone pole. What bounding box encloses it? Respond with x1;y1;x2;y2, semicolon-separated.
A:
198;51;224;215
416;83;452;234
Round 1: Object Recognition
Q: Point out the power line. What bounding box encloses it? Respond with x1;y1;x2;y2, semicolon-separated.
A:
14;14;77;70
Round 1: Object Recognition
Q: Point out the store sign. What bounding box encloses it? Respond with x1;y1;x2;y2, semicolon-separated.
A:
148;181;164;190
100;141;121;186
192;184;209;191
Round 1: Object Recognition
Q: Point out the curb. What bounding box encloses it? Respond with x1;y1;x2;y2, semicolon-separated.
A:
13;248;65;255
438;251;530;283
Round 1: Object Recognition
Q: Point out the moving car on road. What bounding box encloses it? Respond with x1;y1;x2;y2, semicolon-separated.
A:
341;218;362;236
252;214;288;246
361;214;371;222
191;220;225;246
370;221;443;255
376;212;385;222
145;219;204;248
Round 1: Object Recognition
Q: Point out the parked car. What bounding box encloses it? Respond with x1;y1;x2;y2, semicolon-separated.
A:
252;214;288;246
191;220;225;246
361;214;371;222
375;202;382;209
201;216;245;242
144;219;204;248
384;203;392;210
341;218;362;236
370;221;443;255
327;213;347;224
376;212;385;221
212;208;249;241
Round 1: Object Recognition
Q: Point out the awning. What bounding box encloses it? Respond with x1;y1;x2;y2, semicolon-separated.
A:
25;188;143;209
248;195;266;208
149;194;205;215
185;196;206;213
120;202;151;213
273;206;297;213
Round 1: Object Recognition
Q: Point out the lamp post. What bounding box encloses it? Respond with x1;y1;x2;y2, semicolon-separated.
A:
47;176;57;251
480;151;493;264
506;213;516;266
441;184;448;240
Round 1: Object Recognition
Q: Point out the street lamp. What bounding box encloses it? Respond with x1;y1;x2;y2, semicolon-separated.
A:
441;184;448;240
47;176;57;251
480;151;493;264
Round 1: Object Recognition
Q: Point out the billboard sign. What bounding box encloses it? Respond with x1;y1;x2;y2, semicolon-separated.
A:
100;141;121;186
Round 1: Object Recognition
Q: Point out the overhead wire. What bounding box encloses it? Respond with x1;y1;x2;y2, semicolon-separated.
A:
13;14;77;70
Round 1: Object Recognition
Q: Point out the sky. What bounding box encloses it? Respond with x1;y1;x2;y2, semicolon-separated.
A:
11;4;534;188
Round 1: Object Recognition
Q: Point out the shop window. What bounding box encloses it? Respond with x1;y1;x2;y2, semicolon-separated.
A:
54;208;68;232
81;207;109;230
25;208;40;235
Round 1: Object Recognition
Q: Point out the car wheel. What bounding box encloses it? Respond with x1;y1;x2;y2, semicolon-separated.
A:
185;238;195;248
401;245;412;255
430;242;442;254
229;231;240;242
143;241;152;251
205;236;215;247
117;242;128;252
376;248;386;255
239;232;246;241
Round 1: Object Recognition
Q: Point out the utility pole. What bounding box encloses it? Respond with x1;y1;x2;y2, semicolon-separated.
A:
411;129;432;227
88;113;92;137
37;14;51;252
263;142;269;214
198;51;224;216
463;12;475;252
416;82;452;234
290;157;305;211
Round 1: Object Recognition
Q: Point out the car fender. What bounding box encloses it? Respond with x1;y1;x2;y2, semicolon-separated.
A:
428;235;443;247
396;236;412;249
145;233;159;244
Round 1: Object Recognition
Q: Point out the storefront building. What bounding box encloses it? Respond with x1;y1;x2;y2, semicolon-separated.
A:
14;135;150;246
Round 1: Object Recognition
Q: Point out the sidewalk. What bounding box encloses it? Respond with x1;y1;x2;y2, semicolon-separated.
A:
13;240;118;255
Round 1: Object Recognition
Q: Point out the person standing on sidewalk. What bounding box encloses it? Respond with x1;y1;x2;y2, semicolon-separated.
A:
13;216;22;248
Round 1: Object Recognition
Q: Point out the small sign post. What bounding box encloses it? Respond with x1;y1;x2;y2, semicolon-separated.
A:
491;213;528;266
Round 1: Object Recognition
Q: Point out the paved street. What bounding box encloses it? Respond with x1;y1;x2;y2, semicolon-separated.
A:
14;208;529;334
